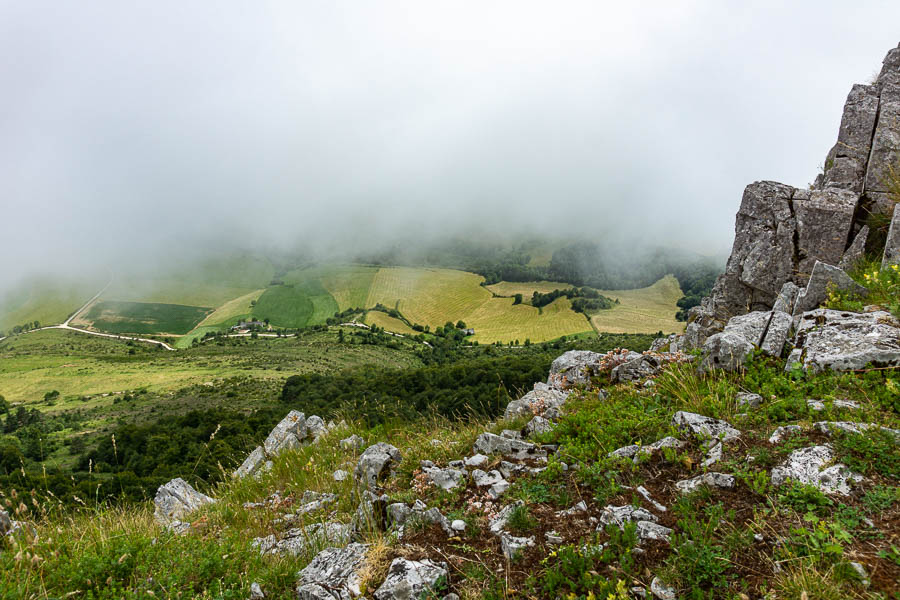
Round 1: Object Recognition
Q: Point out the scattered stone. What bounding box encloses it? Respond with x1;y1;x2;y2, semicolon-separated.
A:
471;469;509;499
650;576;678;600
635;486;667;512
451;519;466;532
153;478;215;527
769;425;802;444
354;442;402;490
556;501;588;517
672;411;741;442
448;460;464;469
339;434;365;451
296;543;369;600
608;444;640;459
772;282;801;314
296;491;337;515
850;561;870;587
792;309;900;372
770;445;863;495
249;582;264;599
254;522;350;557
500;429;521;440
465;454;488;467
497;532;534;559
599;505;658;529
545;530;564;544
333;469;349;482
352;491;389;536
814;421;900;438
374;558;448;600
649;436;685;450
636;521;673;543
305;416;327;441
472;433;547;461
701;441;723;468
234;446;266;479
423;466;465;491
263;410;307;456
524;415;554;437
675;472;736;494
735;392;762;409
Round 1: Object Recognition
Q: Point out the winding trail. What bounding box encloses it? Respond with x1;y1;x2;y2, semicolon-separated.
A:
0;279;176;351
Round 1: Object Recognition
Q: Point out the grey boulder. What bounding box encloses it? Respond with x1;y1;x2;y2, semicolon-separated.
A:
263;410;307;456
504;382;569;419
354;442;402;490
675;472;736;494
373;558;448;600
792;262;868;317
472;433;547;461
770;445;863;495
296;543;369;600
153;478;215;527
546;350;604;388
672;411;741;442
793;309;900;372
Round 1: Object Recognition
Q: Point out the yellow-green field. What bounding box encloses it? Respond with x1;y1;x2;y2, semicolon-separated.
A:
486;280;577;297
194;288;266;328
0;277;104;331
365;267;491;328
591;275;685;334
465;297;592;343
317;265;378;311
364;311;417;335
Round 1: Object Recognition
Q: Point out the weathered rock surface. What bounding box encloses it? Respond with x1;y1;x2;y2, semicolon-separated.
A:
340;435;365;451
672;412;740;442
792;262;868;316
423;466;465;491
374;558;448;600
472;433;547;461
254;522;350;557
675;472;736;494
650;577;678;600
769;425;802;444
546;350;604;388
153;478;215;527
354;442;402;490
504;382;569;419
840;225;869;271
471;469;509;499
770;445;863;495
884;206;900;267
524;415;554;437
263;410;307;456
735;392;762;409
234;446;266;479
792;309;900;372
699;331;756;372
296;543;369;600
761;310;793;357
499;532;535;559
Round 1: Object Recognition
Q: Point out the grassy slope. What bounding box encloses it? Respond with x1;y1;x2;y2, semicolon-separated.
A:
486;280;577;296
364;311;417;334
0;327;424;406
315;265;378;311
6;356;898;599
0;277;105;330
194;288;266;328
82;301;212;335
591;274;685;334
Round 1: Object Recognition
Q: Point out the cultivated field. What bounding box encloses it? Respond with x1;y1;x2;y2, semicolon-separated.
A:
486;280;577;297
195;289;266;328
364;311;417;335
82;301;212;335
365;267;491;328
465;296;592;344
315;265;378;311
591;275;685;334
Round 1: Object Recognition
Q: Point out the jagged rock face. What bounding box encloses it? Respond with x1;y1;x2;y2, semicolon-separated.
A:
263;410;307;456
792;261;868;316
153;478;215;527
296;543;369;600
504;382;568;420
687;43;900;348
546;350;604;388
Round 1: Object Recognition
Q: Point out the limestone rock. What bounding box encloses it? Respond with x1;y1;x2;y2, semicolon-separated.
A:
249;582;265;599
735;392;762;410
333;469;349;482
472;433;547;461
505;382;569;419
672;411;740;442
794;191;858;276
471;469;509;499
866;86;900;194
524;415;554;438
234;446;266;479
464;454;488;468
636;521;673;543
675;472;736;494
354;442;402;490
374;559;448;600
769;425;802;444
599;505;658;528
489;501;524;534
772;282;801;314
793;309;900;372
423;466;465;491
884;206;900;267
153;478;215;527
296;543;369;600
761;311;793;357
650;577;678;600
822;84;880;192
306;416;327;441
340;435;366;452
546;350;605;388
792;262;868;316
770;445;863;495
840;225;869;271
700;331;755;372
0;509;10;536
263;410;307;456
352;490;389;536
254;522;350;557
500;532;535;559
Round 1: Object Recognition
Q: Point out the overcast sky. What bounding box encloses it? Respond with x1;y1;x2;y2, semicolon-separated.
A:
2;1;900;290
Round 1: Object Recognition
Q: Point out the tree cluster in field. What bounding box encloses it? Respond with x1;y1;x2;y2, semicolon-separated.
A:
530;287;617;313
4;321;41;337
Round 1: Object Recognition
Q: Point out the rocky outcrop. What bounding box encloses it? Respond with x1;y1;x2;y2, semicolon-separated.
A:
770;445;863;495
373;558;448;600
504;382;569;419
885;208;900;267
792;261;868;316
235;411;331;479
546;350;604;388
685;43;900;348
354;443;402;491
153;478;215;528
